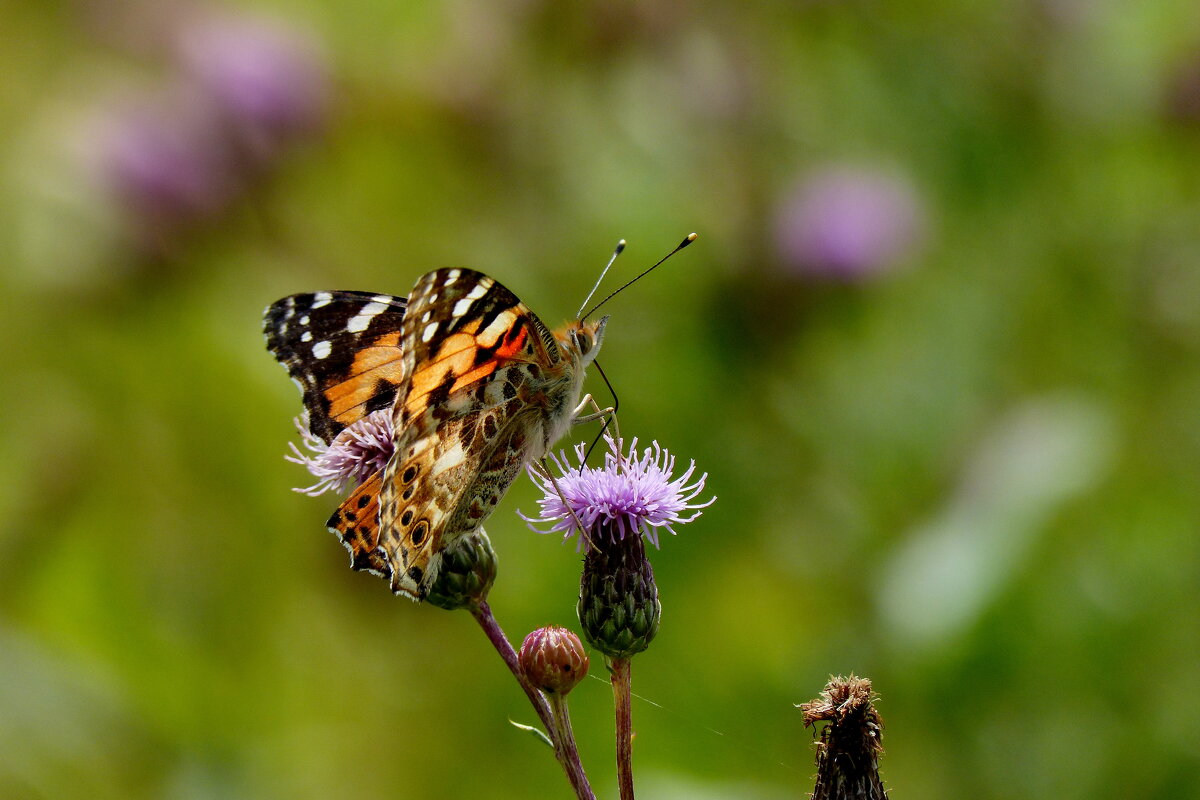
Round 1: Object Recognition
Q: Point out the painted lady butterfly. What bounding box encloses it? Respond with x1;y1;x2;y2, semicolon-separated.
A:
264;270;607;600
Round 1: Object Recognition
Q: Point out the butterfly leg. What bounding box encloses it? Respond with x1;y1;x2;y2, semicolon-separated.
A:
570;394;624;469
570;393;615;425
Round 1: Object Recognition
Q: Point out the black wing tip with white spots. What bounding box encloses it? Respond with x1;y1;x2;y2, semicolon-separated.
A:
263;290;409;443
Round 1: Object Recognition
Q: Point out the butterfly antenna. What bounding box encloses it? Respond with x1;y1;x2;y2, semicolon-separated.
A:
576;239;627;320
581;358;619;467
580;232;697;323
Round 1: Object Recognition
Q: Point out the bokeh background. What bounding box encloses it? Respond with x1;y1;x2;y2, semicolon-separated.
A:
2;0;1199;798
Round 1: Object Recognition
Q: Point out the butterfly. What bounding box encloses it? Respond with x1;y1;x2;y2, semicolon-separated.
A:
264;270;608;600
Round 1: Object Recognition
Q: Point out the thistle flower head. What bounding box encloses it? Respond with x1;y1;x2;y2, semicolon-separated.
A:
525;434;714;659
426;528;498;611
286;410;393;496
522;435;713;548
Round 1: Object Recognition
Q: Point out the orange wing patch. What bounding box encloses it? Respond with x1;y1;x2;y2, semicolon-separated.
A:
324;331;405;426
450;326;529;393
327;471;390;577
402;317;529;416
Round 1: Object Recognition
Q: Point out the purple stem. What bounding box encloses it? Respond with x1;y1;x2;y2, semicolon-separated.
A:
610;657;635;800
470;601;595;800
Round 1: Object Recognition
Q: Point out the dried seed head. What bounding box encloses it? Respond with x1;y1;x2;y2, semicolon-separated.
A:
799;675;889;800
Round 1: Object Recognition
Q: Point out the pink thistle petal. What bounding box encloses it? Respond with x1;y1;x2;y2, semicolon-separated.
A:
520;435;714;547
285;410;393;496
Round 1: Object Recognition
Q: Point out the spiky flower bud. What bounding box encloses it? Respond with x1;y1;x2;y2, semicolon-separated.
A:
578;527;661;659
425;528;498;611
799;675;889;800
519;626;590;696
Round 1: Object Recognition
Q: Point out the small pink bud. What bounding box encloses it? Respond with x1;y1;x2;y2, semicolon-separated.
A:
518;626;589;696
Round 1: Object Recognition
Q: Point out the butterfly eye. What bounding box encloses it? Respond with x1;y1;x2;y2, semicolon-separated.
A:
573;330;593;355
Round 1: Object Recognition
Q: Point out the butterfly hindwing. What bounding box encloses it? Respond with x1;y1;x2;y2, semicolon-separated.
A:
264;291;408;443
378;399;539;597
326;470;390;577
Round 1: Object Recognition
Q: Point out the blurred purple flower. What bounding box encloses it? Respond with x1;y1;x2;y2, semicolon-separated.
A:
286;410;393;496
774;166;926;281
175;11;329;158
521;436;713;548
91;94;237;231
1165;51;1200;126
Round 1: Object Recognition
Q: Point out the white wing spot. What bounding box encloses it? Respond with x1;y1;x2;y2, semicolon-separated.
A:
433;441;467;473
443;269;461;286
313;340;333;359
371;294;394;305
421;310;432;323
311;292;333;309
422;322;439;343
300;331;313;342
299;315;309;326
347;302;388;333
479;313;512;346
453;298;474;318
465;282;489;300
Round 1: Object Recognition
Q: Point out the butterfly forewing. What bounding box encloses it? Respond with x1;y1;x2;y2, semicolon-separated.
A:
264;291;408;442
377;269;576;598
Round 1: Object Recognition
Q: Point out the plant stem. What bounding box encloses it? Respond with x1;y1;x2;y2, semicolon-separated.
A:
470;601;596;800
610;656;635;800
547;693;589;799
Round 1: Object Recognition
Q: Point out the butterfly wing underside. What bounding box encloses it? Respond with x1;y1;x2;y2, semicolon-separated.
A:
326;470;389;576
377;268;568;598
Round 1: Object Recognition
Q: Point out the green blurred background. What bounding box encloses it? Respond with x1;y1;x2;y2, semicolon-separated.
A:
2;1;1199;798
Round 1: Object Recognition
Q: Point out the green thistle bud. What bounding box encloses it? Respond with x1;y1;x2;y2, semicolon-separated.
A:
518;626;590;696
577;527;661;659
425;528;498;611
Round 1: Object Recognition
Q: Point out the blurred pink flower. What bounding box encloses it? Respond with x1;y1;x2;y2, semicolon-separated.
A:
774;166;926;281
91;93;237;232
175;11;329;159
80;7;331;246
1165;51;1200;126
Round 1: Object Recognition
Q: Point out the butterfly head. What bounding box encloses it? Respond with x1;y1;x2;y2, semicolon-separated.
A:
563;315;608;367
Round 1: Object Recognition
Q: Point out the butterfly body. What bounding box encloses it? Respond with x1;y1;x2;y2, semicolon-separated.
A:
264;268;606;600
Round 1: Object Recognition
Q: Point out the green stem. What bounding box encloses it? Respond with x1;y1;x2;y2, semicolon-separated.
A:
470;602;596;800
610;656;635;800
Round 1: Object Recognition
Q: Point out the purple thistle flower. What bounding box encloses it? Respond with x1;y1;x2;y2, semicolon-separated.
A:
286;410;393;496
522;436;714;548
